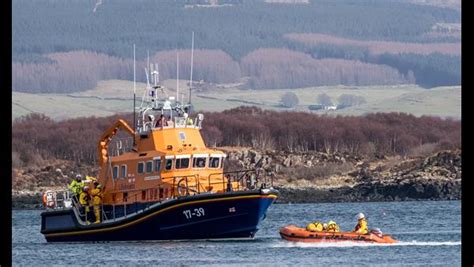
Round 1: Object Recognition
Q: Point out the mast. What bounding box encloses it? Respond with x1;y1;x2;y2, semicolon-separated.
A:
133;44;136;146
188;31;194;105
176;51;179;103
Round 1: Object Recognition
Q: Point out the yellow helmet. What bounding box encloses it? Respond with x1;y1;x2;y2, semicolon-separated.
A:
328;220;336;225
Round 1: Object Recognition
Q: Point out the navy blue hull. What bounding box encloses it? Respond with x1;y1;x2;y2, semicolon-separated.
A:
41;189;277;242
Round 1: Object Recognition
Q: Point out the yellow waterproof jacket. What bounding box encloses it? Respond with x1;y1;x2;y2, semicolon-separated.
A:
327;222;340;232
79;192;90;206
306;222;323;232
91;188;103;205
354;219;368;234
68;180;82;195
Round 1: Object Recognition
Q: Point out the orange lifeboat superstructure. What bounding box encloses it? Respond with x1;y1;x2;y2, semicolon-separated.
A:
96;113;234;207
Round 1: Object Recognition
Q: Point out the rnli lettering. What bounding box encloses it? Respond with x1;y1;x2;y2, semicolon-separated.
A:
183;208;205;219
119;183;135;190
229;207;236;213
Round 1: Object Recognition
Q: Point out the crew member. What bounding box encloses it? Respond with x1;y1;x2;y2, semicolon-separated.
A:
167;116;174;127
326;220;340;232
183;113;193;126
354;213;368;234
156;114;167;127
226;175;233;192
306;221;324;232
91;182;103;224
68;174;83;199
79;186;91;224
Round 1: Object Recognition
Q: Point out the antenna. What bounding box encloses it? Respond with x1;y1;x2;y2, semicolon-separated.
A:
188;31;194;105
155;63;159;85
176;51;179;103
147;50;150;73
151;63;159;86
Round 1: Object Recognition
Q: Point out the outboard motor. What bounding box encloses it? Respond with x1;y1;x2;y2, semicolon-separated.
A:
370;228;383;237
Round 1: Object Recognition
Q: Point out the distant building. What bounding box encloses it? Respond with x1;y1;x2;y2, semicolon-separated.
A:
308;104;324;111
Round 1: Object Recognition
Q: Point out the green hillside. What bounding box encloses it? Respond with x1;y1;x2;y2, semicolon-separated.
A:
12;80;461;121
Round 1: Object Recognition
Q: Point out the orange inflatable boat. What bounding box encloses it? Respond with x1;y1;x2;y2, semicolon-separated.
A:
279;225;397;244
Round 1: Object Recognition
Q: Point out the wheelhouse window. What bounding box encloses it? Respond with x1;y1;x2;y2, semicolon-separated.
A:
165;159;173;170
146;161;153;173
193;157;207;168
176;158;190;169
209;157;220;168
138;162;144;174
154;158;161;172
113;166;119;179
120;165;127;178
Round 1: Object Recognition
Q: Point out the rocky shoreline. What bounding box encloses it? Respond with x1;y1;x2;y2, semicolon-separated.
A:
12;179;461;209
274;180;461;203
12;149;461;209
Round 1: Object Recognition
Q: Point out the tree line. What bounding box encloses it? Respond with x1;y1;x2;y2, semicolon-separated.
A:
12;107;460;168
13;49;412;93
286;39;460;88
240;48;410;89
12;50;241;93
12;0;460;91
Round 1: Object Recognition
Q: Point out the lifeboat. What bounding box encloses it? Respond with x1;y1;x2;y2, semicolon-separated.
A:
40;51;278;242
279;225;397;244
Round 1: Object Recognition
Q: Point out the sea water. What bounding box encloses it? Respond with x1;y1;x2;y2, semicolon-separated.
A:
12;201;461;266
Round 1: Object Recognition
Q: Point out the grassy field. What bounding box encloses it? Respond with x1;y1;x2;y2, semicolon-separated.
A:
12;80;461;121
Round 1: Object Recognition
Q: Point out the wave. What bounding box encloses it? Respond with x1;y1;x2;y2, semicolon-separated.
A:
391;230;461;235
271;240;461;248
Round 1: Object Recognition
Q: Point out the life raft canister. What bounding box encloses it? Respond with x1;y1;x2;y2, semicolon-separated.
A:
43;191;56;209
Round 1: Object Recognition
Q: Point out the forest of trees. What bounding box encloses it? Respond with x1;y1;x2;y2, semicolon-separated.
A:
13;0;458;61
285;33;460;56
12;48;415;93
12;107;460;168
12;51;133;93
284;38;460;88
240;49;410;89
371;53;461;88
12;0;460;91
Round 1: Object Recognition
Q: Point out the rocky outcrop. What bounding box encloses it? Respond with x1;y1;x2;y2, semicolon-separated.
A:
275;179;461;203
222;148;461;203
13;160;98;192
12;160;98;209
222;148;360;172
